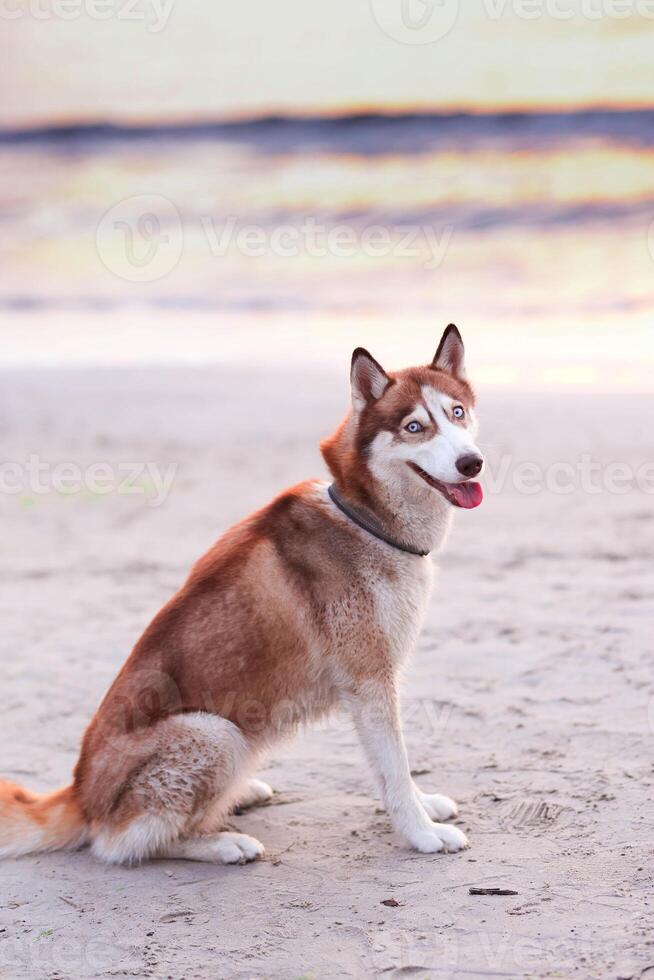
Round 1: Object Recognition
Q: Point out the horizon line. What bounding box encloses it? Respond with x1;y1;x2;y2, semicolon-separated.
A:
2;103;654;141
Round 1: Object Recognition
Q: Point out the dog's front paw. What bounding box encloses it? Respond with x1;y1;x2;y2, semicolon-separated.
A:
418;792;458;822
409;823;469;854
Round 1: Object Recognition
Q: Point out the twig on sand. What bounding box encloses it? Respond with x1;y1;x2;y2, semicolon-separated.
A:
271;841;296;866
469;887;519;896
58;896;80;909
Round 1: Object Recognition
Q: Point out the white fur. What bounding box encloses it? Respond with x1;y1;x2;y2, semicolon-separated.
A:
236;778;274;809
347;682;468;854
163;831;264;864
366;436;454;556
370;564;432;665
416;790;459;821
0;826;46;860
419;387;481;483
92;813;184;865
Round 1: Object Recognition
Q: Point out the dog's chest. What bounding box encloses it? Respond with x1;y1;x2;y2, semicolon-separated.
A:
368;555;433;663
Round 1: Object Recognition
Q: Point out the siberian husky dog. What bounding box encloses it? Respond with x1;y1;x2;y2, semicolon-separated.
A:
0;324;484;866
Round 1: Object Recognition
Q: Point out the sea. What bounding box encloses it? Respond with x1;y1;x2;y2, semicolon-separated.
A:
2;109;653;388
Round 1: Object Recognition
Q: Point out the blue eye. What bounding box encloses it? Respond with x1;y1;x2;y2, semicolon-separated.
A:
453;406;465;419
406;420;423;433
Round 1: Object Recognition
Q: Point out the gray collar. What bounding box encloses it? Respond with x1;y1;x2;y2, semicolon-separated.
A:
328;484;429;558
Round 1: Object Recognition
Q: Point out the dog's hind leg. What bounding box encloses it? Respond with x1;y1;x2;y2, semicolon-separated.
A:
162;831;264;864
85;712;263;865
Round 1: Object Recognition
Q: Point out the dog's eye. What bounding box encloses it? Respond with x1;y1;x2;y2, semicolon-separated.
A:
405;420;423;433
452;406;465;420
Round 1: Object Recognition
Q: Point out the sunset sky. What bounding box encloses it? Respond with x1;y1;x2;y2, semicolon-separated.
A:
2;0;654;125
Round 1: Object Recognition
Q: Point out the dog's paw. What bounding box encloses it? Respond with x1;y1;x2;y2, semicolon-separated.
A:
236;778;274;810
166;831;265;864
418;792;458;822
409;823;469;854
213;832;265;864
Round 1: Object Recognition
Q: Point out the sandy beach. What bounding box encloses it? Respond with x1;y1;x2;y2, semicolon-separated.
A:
0;364;652;979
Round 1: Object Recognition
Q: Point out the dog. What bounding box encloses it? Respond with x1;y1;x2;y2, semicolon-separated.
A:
0;324;484;865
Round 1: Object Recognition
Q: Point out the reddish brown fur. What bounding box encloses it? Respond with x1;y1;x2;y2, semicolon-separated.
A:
72;482;393;830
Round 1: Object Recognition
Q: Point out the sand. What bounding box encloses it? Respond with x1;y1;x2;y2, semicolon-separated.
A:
0;365;652;979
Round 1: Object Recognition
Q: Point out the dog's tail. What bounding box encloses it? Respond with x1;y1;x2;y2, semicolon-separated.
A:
0;781;87;858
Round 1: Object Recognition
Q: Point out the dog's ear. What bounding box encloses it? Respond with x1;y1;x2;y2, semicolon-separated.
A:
351;348;391;411
431;324;466;379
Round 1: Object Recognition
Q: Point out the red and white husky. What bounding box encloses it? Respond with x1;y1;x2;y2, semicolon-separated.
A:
0;324;484;865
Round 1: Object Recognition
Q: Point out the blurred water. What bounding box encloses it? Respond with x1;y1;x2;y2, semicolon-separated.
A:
1;110;653;384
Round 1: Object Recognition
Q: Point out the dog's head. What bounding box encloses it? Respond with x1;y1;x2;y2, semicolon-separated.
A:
322;325;483;511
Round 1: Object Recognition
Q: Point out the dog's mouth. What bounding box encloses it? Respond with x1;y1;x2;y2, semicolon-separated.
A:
408;463;484;509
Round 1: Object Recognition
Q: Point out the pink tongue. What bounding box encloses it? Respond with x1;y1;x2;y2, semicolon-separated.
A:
449;481;484;509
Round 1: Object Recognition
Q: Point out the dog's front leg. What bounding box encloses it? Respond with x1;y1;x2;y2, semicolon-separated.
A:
349;685;468;854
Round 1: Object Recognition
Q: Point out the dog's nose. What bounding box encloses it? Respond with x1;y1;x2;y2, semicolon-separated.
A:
456;453;484;478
